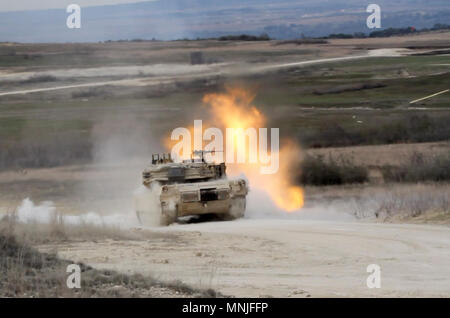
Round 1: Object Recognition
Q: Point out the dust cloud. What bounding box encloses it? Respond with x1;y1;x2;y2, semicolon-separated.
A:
245;188;356;222
15;198;137;228
133;184;163;227
73;113;164;224
12;112;164;228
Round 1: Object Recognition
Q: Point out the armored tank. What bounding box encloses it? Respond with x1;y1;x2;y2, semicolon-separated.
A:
134;151;248;226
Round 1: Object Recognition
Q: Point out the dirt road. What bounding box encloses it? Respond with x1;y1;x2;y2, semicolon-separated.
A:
46;218;450;297
0;71;221;97
0;49;409;97
257;48;410;72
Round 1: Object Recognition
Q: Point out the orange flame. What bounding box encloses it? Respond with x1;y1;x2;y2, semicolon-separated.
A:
166;86;304;212
260;141;305;212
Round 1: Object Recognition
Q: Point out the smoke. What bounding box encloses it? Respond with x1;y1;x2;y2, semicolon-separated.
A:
200;87;305;212
133;184;162;227
73;112;163;219
7;111;166;228
16;199;56;224
15;198;138;228
91;112;162;164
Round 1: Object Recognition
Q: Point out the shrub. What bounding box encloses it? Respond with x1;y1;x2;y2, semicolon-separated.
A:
275;39;328;45
300;154;369;186
72;87;111;99
382;152;450;182
303;114;450;148
218;33;270;41
349;184;450;220
369;26;417;38
22;75;57;84
0;137;93;171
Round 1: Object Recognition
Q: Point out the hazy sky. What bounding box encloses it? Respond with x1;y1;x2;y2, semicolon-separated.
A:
0;0;155;12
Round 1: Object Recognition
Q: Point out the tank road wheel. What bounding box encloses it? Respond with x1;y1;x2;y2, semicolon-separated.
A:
225;196;246;220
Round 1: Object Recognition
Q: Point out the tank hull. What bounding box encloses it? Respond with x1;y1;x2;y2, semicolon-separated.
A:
135;179;248;226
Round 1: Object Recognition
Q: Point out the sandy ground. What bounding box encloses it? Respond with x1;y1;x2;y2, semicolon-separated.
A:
41;218;450;298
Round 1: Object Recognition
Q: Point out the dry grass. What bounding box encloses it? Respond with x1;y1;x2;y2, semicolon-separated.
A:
307;141;450;168
381;151;450;182
0;215;220;298
307;142;450;185
299;154;369;185
0;210;177;245
304;182;450;224
348;183;450;222
0;232;218;297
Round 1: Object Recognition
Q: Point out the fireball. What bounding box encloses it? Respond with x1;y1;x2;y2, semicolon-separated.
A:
165;86;304;212
203;87;304;212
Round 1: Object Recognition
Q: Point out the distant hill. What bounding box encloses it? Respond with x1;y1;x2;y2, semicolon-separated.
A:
0;0;449;42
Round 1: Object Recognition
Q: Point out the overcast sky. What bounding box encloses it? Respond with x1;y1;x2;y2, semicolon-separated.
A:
0;0;155;12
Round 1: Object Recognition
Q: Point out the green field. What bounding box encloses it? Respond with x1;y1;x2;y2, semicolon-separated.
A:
0;39;449;170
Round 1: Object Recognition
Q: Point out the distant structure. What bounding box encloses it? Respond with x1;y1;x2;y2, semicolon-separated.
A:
190;51;204;65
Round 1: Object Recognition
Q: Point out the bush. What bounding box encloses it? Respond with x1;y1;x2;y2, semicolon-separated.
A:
382;152;450;183
0;137;93;171
369;26;417;38
22;75;57;84
300;154;369;186
328;33;354;39
303;114;450;148
275;39;328;45
218;33;270;41
349;184;450;220
71;87;110;99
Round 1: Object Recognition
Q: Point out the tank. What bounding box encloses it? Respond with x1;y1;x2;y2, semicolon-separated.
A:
134;151;248;226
